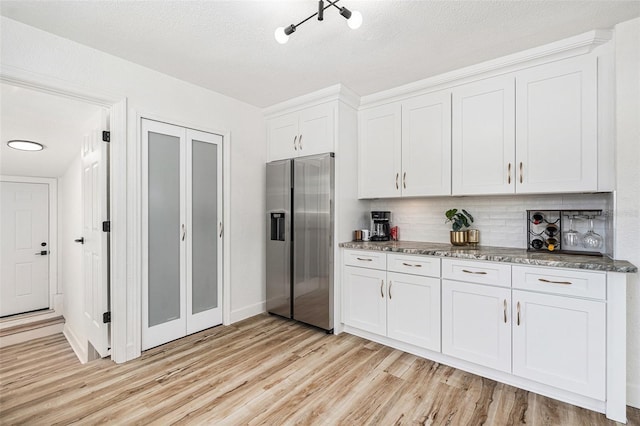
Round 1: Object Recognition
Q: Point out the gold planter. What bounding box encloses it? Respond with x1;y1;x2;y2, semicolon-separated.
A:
450;230;468;246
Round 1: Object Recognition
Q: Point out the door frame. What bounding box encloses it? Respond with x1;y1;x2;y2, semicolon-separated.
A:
1;66;129;362
136;112;231;332
0;176;59;314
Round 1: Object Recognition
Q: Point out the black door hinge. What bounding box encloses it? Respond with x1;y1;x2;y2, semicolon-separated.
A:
103;312;111;323
102;131;111;142
102;221;111;232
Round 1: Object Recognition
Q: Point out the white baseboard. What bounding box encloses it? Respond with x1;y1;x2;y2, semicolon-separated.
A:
63;323;88;364
628;382;640;409
229;301;265;324
52;293;64;314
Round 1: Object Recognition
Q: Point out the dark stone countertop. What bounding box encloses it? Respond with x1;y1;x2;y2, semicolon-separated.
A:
339;241;637;273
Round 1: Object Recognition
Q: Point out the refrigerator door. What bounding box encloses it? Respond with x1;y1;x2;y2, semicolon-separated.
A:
293;153;334;331
266;159;292;318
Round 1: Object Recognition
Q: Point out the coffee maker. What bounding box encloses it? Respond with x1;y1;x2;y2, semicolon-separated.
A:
371;211;391;241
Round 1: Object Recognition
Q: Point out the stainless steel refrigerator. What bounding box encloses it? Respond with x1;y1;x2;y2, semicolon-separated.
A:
266;153;334;332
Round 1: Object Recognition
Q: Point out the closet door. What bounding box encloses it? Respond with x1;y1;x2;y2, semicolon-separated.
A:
142;119;186;350
186;129;223;334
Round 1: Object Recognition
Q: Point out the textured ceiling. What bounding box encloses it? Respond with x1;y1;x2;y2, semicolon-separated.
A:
1;1;639;108
0;83;104;177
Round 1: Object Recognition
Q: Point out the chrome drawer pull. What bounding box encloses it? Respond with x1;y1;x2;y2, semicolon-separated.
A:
517;301;521;326
356;257;373;261
462;269;487;275
402;262;422;268
538;278;572;285
503;299;507;323
380;280;384;298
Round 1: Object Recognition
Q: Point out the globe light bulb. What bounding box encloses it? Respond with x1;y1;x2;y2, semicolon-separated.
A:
347;10;362;29
275;27;289;44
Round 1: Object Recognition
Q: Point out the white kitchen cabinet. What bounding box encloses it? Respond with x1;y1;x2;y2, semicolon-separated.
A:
401;91;452;196
358;103;402;198
343;265;387;335
515;55;597;193
512;290;605;400
441;279;511;372
359;90;451;199
267;102;335;161
387;271;440;351
452;75;515;195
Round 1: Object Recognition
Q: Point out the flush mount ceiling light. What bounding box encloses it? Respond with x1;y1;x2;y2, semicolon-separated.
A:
275;0;363;44
7;140;45;151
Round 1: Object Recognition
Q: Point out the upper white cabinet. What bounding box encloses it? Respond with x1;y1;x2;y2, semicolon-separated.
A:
267;102;335;161
358;103;402;198
452;75;516;195
359;90;452;198
515;55;597;193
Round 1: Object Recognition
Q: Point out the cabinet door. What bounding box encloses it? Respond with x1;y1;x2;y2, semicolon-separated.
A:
387;272;440;351
358;103;402;198
516;56;597;193
402;91;452;196
452;75;515;195
298;103;335;157
267;113;298;161
512;290;605;400
343;266;387;335
442;280;511;372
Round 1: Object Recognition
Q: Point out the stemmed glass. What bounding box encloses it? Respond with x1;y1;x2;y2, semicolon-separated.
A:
563;216;580;247
582;217;603;249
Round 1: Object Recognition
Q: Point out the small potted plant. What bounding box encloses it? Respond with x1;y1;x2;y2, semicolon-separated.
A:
445;208;474;246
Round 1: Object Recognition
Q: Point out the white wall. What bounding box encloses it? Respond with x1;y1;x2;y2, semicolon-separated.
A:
1;17;266;358
371;193;611;250
58;154;86;361
614;17;640;408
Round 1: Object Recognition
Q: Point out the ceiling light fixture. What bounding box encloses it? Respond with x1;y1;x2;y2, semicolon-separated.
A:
275;0;362;44
7;140;45;151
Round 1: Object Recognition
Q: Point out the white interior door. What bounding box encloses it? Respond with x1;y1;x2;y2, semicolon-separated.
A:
0;182;49;317
142;119;223;350
81;119;110;357
185;129;223;334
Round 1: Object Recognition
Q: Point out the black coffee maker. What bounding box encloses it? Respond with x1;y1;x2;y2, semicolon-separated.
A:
371;211;391;241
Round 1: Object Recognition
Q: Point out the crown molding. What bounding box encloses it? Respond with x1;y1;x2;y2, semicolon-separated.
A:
360;29;613;109
263;83;360;117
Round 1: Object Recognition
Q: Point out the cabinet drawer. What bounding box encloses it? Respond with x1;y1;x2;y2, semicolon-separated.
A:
343;250;386;270
442;259;511;288
512;266;606;300
387;254;440;278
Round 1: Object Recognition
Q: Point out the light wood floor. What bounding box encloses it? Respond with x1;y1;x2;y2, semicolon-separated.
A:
1;314;639;425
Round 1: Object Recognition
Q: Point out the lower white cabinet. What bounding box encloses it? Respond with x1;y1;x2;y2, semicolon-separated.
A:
441;279;511;373
343;266;386;335
343;259;441;352
512;289;605;400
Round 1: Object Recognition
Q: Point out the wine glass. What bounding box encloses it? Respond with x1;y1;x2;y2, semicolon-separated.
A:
563;216;580;247
582;217;603;249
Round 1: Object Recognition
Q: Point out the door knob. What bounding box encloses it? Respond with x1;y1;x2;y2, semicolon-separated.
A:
74;237;85;244
35;250;48;255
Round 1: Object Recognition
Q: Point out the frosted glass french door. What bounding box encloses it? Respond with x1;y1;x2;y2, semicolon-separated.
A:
142;119;223;350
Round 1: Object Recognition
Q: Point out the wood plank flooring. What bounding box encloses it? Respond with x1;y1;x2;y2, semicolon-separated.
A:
1;314;639;425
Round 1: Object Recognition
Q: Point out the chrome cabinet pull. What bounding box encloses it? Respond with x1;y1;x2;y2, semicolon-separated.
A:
356;257;373;261
219;221;223;238
293;135;298;151
395;173;399;190
380;280;384;298
538;278;572;285
519;162;523;184
503;299;507;323
403;172;406;189
517;301;521;326
299;134;303;150
181;224;186;241
462;269;487;275
507;163;511;184
402;262;422;268
389;281;393;299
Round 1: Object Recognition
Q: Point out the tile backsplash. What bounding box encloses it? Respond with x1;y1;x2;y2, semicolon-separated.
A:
367;193;613;255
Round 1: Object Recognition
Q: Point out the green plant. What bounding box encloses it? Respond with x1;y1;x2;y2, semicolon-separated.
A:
445;208;474;232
